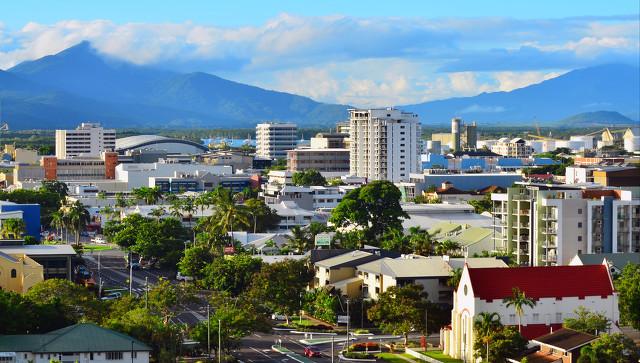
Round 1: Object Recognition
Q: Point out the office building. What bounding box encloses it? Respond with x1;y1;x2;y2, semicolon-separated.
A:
115;162;232;189
41;152;119;181
55;123;116;159
492;184;640;266
287;148;350;173
349;108;421;182
256;122;297;159
309;133;348;149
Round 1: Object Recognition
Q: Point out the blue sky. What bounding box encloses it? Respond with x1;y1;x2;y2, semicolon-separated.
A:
1;1;639;106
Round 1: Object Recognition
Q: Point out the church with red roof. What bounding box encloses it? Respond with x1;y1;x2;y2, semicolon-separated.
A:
442;263;619;362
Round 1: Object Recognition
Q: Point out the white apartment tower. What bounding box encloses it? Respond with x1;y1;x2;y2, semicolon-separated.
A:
349;108;421;182
256;122;298;160
55;123;116;159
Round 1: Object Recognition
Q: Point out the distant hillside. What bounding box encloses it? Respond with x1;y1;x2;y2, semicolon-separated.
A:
553;111;637;128
402;64;640;125
2;42;349;129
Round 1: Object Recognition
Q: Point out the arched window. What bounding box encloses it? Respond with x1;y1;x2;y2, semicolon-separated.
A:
10;269;17;278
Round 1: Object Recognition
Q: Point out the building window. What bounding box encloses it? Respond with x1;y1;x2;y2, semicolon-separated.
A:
106;352;124;360
578;208;582;214
509;314;516;324
578;222;582;228
132;352;137;359
578;236;582;242
556;313;562;323
533;313;539;322
10;269;16;278
90;353;94;360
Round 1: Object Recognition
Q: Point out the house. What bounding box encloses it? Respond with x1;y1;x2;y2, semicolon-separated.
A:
568;252;640;275
357;256;453;304
427;222;501;257
0;323;151;363
509;328;598;363
312;251;382;294
443;264;619;362
0;251;43;293
0;245;76;280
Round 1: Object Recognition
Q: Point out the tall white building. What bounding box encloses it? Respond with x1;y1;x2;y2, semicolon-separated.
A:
256;122;297;160
56;123;116;159
349;108;421;182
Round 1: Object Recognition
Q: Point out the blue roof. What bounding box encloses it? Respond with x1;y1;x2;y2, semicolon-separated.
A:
461;158;485;170
497;158;523;167
533;158;559;166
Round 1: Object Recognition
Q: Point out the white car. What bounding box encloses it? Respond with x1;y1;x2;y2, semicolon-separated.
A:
100;292;122;301
92;236;106;244
176;272;194;282
271;313;287;321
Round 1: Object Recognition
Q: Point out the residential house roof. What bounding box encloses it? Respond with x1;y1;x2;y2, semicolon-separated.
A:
571;253;640;271
467;265;614;301
447;257;508;269
532;328;597;352
447;227;493;246
427;222;466;239
357;257;452;278
0;323;151;352
315;251;380;269
0;244;76;256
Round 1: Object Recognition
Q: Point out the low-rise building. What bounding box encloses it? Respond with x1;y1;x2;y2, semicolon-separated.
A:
443;264;619;362
287;148;350;173
0;251;43;293
491;137;533;158
199;151;254;171
313;250;382;293
511;328;598;363
0;244;76;280
0;201;41;241
0;323;151;363
568;252;640;275
41;152;119;181
115;162;233;189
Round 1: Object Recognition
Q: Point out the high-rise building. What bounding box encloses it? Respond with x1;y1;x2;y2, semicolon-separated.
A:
55;123;116;159
349;108;421;182
255;122;297;160
492;183;639;266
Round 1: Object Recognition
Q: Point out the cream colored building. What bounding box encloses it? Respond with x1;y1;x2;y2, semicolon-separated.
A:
491;137;533;158
56;122;116;159
0;251;43;293
256;122;297;160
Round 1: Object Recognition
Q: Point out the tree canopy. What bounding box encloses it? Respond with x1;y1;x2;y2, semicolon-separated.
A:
292;169;327;186
330;180;408;245
615;263;640;329
563;306;611;335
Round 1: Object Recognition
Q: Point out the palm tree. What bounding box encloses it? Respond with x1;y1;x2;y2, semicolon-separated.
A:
408;227;433;256
577;345;599;363
0;218;26;239
149;207;166;221
474;312;502;362
132;186;163;205
503;287;536;333
285;226;311;253
212;189;249;234
65;201;90;246
435;239;461;256
99;206;117;224
50;211;65;241
447;268;463;289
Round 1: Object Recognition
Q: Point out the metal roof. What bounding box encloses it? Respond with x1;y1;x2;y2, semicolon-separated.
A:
0;244;76;256
0;323;151;352
115;134;208;152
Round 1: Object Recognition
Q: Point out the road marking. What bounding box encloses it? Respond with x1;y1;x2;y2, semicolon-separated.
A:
250;347;273;359
254;333;262;338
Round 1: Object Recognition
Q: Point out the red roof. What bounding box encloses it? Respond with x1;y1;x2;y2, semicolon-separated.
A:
467;265;613;301
520;324;563;340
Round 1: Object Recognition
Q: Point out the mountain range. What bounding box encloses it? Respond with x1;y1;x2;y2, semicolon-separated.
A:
0;41;638;129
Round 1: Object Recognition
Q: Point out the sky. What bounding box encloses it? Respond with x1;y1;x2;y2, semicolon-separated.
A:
1;1;639;107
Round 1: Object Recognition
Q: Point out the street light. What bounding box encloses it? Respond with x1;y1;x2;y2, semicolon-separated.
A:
346;298;350;340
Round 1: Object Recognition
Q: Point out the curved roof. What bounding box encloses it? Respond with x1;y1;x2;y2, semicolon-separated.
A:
115;135;208;152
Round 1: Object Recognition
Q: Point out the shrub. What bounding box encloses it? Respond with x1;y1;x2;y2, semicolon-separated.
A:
342;351;374;359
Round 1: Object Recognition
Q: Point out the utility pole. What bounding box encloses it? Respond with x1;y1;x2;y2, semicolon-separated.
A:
218;319;222;363
144;277;148;309
425;308;428;346
99;277;103;298
207;305;211;358
128;251;133;296
331;335;334;363
346;298;350;340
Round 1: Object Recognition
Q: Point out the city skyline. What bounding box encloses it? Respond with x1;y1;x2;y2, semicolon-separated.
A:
1;1;638;107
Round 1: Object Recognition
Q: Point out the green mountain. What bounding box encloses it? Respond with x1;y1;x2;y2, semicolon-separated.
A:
552;111;637;128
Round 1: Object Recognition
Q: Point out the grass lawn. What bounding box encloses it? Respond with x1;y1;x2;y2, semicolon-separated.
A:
376;353;417;363
82;245;114;252
421;350;463;363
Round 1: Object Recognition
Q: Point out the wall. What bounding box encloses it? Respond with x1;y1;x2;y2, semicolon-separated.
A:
14;351;149;363
0;203;41;241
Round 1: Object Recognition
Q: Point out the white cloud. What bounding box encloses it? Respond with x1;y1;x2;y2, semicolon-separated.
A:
493;71;564;91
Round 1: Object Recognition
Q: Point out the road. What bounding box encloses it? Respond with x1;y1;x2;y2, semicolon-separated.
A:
236;331;340;363
82;245;207;325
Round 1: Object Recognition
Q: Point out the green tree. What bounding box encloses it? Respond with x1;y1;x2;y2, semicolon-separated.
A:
380;229;411;253
49;210;65;239
447;268;463;289
435;239;462;256
292;169;327;186
40;180;69;197
468;193;493;214
579;333;640;363
408;226;433;256
0;218;26;239
178;245;214;280
303;289;340;324
0;289;72;334
149;207;166;221
615;263;640;329
472;326;527;363
503;287;536;333
473;312;502;362
147;278;196;325
202;255;263;295
330;180;408;245
132;186;164;205
247;259;313;324
25;279;103;322
285;226;312;253
367;284;428;345
563;306;611;335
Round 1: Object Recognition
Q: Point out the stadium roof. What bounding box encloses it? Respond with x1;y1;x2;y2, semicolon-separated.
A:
115;135;208;152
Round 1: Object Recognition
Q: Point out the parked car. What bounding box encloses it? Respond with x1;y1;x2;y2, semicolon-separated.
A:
100;292;122;301
91;236;106;244
271;313;287;321
304;347;321;357
126;262;141;270
176;272;193;282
